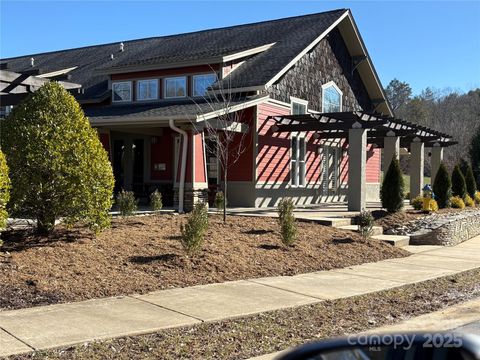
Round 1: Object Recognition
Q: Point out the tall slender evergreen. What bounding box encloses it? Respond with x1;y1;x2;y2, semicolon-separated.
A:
433;163;451;208
380;157;405;213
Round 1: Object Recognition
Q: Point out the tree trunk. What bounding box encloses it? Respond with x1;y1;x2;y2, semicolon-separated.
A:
37;208;55;235
223;167;227;223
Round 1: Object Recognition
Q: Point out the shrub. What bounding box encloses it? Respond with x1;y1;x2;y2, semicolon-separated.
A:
277;198;297;247
475;191;480;205
465;165;477;199
116;190;137;216
150;190;163;212
433;163;451;208
356;210;374;239
429;199;439;212
380;157;405;213
464;195;475;207
450;196;465;209
214;191;225;210
180;202;208;255
0;150;10;230
2;82;114;234
411;196;424;211
470;124;480;188
451;165;467;199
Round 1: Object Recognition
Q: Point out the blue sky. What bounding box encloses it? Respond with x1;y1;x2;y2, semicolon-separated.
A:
1;1;479;95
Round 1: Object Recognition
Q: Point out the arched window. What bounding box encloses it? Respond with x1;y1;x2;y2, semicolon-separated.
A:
322;82;342;112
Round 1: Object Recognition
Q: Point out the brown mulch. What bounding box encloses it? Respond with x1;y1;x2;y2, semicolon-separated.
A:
0;214;408;310
9;268;480;360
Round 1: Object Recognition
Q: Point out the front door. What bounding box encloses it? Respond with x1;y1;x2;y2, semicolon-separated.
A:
322;146;340;197
112;137;145;193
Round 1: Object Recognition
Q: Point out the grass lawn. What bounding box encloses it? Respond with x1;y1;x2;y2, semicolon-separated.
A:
9;268;480;360
0;214;408;310
402;174;431;194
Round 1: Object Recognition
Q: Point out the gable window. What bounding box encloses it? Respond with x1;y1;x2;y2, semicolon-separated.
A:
291;97;308;115
291;135;306;187
137;79;158;100
193;74;217;96
164;77;187;98
112;81;132;102
322;82;342;112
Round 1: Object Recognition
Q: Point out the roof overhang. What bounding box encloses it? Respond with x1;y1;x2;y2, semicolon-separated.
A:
88;94;269;127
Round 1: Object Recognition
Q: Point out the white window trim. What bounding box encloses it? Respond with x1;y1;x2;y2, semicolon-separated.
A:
136;79;159;101
192;73;217;97
290;96;309;115
290;132;307;188
112;81;132;103
164;76;187;99
321;81;343;113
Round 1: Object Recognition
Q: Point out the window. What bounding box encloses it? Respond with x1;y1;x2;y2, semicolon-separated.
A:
137;79;158;100
112;81;132;102
193;74;217;96
291;135;306;187
164;77;187;98
291;98;308;115
322;82;342;112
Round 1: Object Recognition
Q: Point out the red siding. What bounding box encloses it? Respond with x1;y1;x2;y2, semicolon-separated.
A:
98;133;111;159
193;131;206;183
257;102;321;184
111;64;220;81
225;107;255;182
150;129;174;181
366;145;381;183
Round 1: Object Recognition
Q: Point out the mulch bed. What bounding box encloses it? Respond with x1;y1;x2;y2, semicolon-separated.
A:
9;268;480;360
0;214;407;310
373;208;471;231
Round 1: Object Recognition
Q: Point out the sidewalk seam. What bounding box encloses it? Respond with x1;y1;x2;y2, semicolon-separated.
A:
127;296;206;323
245;280;327;301
0;325;36;352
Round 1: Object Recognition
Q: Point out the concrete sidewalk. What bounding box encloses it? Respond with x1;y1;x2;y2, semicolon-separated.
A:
1;236;480;358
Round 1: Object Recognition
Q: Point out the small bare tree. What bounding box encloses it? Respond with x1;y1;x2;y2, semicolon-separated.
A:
190;75;252;222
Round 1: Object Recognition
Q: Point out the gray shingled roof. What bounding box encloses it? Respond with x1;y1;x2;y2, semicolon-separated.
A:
85;95;266;122
1;9;346;101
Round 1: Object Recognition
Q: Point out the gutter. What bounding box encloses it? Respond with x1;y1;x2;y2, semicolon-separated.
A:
169;119;188;213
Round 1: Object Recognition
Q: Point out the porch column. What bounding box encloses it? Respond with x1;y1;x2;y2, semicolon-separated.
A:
383;133;400;173
430;143;443;183
410;138;424;199
348;126;367;211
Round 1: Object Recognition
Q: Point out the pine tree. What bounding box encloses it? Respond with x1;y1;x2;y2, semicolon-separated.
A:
433;163;451;208
451;165;467;199
380;157;405;213
465;165;477;198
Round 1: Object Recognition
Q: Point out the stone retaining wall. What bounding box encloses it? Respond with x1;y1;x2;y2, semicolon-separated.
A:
410;210;480;246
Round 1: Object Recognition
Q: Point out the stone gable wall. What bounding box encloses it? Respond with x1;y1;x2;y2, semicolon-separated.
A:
267;28;373;112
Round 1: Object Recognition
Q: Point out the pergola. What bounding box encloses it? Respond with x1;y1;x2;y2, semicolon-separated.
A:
268;111;456;211
0;70;81;108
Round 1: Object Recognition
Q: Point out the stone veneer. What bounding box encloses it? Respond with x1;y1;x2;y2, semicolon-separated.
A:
173;188;208;212
409;209;480;246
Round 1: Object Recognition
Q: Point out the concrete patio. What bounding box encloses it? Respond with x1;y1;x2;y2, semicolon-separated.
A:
1;235;479;358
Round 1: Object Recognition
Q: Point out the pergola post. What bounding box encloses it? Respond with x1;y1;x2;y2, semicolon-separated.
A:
348;125;367;211
383;132;400;173
430;143;443;184
410;138;424;199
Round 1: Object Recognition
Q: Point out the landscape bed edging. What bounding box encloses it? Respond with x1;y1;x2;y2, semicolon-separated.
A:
409;209;480;246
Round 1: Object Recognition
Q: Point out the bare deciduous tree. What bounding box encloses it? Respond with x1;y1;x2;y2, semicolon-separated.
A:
190;76;253;222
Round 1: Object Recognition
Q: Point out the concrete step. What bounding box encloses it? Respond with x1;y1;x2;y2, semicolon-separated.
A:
371;234;410;247
311;217;353;227
337;225;384;236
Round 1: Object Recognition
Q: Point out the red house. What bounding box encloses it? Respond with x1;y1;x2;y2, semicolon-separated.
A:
0;9;454;211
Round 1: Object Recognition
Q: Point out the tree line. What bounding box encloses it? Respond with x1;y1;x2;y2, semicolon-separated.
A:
385;79;480;185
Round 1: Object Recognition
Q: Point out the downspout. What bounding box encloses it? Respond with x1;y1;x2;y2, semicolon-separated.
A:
169;119;188;213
